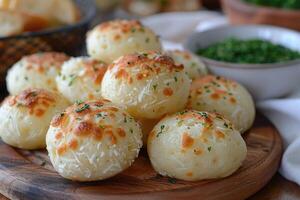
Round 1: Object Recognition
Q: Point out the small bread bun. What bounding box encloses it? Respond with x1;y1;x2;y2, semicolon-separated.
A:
101;52;191;119
165;50;208;80
148;110;247;181
56;57;107;103
6;52;70;95
0;9;23;36
0;89;69;149
46;99;143;181
187;75;255;133
52;0;79;24
0;9;49;36
87;20;162;63
0;0;79;26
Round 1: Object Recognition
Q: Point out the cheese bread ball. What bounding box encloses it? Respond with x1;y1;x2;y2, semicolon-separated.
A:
46;99;143;181
101;52;191;119
148;110;247;181
166;50;208;80
87;20;162;63
187;75;255;133
56;57;107;103
0;89;69;149
6;52;70;95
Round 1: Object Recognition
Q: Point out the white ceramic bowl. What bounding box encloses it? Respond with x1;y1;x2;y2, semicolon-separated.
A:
184;25;300;100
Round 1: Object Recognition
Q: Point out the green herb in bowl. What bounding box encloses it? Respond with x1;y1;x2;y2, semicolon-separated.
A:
196;38;300;64
244;0;300;10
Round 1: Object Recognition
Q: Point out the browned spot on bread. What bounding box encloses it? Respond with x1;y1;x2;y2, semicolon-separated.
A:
114;34;121;40
97;20;143;33
57;144;67;156
88;94;95;100
163;88;173;96
117;128;126;137
13;89;56;117
35;108;45;117
211;93;220;100
230;97;236;104
186;172;193;177
74;121;93;137
110;53;184;83
105;130;117;144
215;130;225;139
194;148;203;155
24;52;69;70
182;133;194;149
68;139;78;150
82;59;107;85
51;113;66;127
55;132;63;140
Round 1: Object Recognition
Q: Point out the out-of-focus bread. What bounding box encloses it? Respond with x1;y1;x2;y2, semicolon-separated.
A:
165;50;208;80
0;0;79;27
87;20;162;63
6;52;70;95
0;9;23;36
56;57;107;103
52;0;80;24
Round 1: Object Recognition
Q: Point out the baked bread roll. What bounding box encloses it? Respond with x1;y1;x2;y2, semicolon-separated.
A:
0;0;79;25
0;89;69;149
46;99;143;181
0;9;23;36
148;110;247;181
0;9;48;36
87;20;162;63
165;50;208;80
56;57;107;103
6;52;70;95
101;52;191;119
187;75;255;133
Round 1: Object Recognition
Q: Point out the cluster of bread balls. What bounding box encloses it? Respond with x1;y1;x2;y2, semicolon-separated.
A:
0;20;255;182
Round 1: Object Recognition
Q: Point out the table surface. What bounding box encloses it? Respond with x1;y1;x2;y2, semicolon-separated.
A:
0;173;299;200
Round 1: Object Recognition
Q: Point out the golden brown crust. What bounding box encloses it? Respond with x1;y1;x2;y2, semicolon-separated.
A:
81;59;107;85
6;89;56;117
188;75;238;108
50;99;135;156
109;52;184;84
23;52;70;71
97;20;143;33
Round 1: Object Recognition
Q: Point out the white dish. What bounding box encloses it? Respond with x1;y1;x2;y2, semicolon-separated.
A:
184;25;300;100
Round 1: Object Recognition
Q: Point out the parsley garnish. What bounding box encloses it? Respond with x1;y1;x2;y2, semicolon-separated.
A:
199;112;208;118
156;125;165;137
174;76;178;82
68;74;77;86
153;84;158;90
208;146;212;152
75;100;83;105
75;104;90;113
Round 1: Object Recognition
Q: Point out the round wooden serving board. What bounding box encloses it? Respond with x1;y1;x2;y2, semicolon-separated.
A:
0;114;282;200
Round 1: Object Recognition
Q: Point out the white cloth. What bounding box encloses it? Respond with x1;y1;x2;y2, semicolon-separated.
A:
142;11;300;185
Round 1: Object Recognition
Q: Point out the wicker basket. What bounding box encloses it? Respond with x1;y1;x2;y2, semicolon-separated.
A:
0;0;96;89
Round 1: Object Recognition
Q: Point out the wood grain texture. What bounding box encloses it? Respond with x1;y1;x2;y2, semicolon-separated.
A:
0;114;282;200
222;0;300;31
